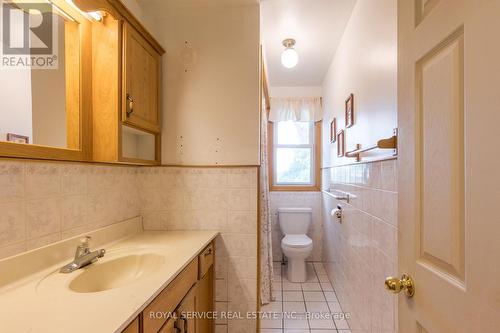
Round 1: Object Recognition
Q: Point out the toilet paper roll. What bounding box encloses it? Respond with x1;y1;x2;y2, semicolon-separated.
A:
331;208;342;223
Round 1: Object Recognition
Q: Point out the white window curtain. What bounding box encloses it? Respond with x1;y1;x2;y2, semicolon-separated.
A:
269;97;323;122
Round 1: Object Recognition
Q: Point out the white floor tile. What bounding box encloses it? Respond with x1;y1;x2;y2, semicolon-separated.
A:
284;315;309;329
274;291;283;301
320;282;334;291
318;275;330;283
306;273;319;283
301;282;322;291
283;301;306;313
303;291;325;302
262;301;283;313
309;318;336;330
305;301;329;313
313;262;326;273
284;330;310;333
327;301;342;313
260;329;282;333
334;318;350;330
283;281;302;291
311;330;337;333
283;291;304;302
323;291;338;302
261;318;283;329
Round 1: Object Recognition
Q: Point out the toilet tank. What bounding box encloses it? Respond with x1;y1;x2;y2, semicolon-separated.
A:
278;207;312;235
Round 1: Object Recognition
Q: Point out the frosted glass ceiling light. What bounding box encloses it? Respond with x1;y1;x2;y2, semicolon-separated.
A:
281;38;299;69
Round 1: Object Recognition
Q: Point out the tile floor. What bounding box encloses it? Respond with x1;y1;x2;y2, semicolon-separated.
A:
260;262;351;333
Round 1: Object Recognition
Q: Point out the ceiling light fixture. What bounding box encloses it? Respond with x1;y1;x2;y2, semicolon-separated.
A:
281;38;299;69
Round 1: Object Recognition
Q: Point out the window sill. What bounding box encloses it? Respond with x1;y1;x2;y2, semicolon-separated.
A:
270;185;321;192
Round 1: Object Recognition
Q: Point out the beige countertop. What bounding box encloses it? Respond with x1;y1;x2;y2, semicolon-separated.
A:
0;228;218;333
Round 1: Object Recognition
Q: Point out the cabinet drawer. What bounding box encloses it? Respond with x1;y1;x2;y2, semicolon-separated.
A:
198;243;214;279
122;317;139;333
143;260;198;333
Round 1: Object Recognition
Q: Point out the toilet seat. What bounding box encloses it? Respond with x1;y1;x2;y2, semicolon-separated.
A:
281;234;312;248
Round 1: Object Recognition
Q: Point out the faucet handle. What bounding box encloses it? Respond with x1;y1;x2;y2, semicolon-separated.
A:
80;236;91;246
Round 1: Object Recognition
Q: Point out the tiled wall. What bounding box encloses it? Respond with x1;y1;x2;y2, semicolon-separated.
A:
322;159;397;333
0;161;258;333
0;160;140;260
270;192;322;262
136;167;258;333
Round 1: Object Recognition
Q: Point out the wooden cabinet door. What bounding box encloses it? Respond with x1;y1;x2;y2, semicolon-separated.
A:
122;317;139;333
178;288;197;333
195;268;213;333
123;22;161;133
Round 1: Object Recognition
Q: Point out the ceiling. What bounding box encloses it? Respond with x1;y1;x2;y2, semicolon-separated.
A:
261;0;356;87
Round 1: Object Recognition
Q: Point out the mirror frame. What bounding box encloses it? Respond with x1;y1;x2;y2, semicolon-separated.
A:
0;0;92;162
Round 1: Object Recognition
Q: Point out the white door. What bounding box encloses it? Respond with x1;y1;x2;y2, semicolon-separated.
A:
397;0;500;332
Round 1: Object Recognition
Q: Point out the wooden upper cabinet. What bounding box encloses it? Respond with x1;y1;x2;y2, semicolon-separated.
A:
82;0;164;165
123;23;161;133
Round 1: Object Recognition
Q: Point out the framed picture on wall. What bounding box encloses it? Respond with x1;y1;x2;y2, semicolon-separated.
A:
330;118;337;143
345;93;354;128
6;133;29;144
337;130;345;157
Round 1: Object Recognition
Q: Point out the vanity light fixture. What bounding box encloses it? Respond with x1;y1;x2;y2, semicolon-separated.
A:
281;38;299;69
87;10;104;22
65;0;104;22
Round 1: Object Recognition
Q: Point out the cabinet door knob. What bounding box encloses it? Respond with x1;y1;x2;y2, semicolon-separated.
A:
126;93;134;117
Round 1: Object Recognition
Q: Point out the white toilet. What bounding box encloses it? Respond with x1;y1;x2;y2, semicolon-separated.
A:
278;207;313;282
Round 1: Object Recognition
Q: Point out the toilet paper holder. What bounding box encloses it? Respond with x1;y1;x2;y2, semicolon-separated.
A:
331;205;343;223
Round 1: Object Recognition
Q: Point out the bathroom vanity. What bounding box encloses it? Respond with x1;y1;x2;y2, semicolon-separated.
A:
0;218;217;333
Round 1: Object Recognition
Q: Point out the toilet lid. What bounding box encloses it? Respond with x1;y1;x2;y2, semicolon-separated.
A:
282;235;312;248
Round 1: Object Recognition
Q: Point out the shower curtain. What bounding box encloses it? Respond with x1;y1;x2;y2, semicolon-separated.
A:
260;105;275;305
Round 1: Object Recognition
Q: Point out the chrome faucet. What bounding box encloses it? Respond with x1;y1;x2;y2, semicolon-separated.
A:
60;236;106;274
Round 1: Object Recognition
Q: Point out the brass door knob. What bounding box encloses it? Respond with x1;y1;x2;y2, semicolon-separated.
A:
384;273;415;297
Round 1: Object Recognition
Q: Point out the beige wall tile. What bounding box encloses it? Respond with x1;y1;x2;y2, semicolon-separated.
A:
0;201;26;247
0;162;258;328
60;165;87;196
215;279;228;302
322;160;397;333
25;163;61;199
228;256;257;280
221;233;257;258
227;211;256;234
0;241;27;260
227;189;252;210
0;161;25;203
60;195;87;231
26;198;61;239
27;232;61;250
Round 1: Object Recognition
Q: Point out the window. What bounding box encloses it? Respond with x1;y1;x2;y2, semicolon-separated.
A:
269;121;321;191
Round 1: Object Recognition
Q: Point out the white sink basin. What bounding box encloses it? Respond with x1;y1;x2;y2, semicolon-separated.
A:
68;253;165;293
36;251;166;295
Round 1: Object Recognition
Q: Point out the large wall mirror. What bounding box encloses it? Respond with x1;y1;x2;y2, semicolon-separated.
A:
0;0;91;161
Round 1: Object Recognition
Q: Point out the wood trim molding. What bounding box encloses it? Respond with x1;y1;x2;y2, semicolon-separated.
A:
268;121;322;192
